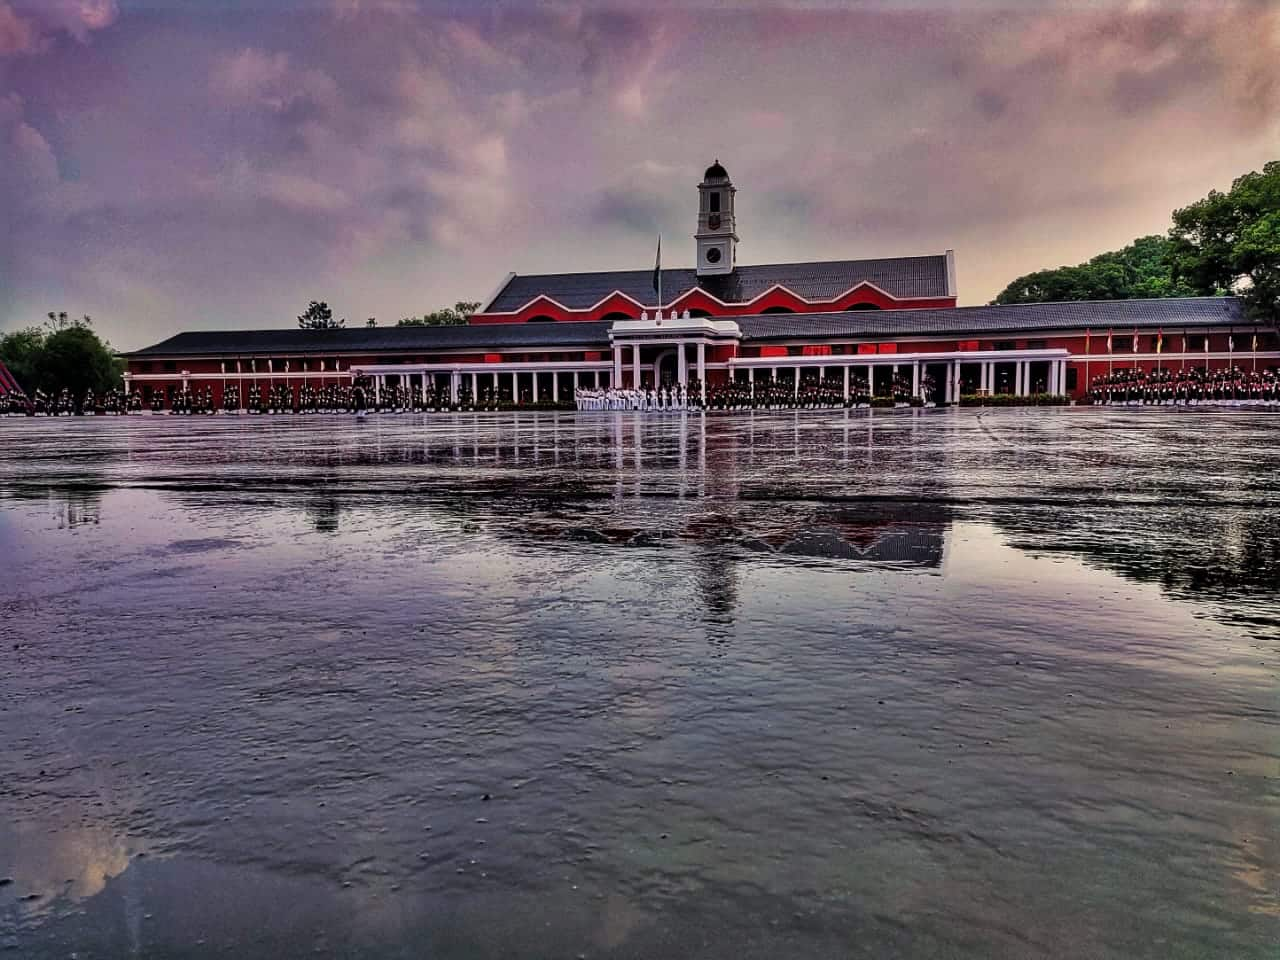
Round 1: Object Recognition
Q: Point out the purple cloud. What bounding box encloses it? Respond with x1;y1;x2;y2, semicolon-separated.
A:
0;0;1276;349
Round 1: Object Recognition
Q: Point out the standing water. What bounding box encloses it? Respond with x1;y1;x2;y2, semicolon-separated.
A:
1;408;1277;958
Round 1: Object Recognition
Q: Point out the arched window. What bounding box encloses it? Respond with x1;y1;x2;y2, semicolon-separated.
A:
600;311;635;322
527;314;558;323
760;306;795;315
687;308;713;318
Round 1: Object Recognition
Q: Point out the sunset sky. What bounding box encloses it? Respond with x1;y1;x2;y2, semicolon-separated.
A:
1;0;1277;349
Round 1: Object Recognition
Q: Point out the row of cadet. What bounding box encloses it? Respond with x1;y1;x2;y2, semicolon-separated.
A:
576;375;934;412
1087;367;1280;404
5;388;143;415
575;384;697;410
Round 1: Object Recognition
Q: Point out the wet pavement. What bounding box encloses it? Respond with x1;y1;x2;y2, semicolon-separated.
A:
1;408;1277;958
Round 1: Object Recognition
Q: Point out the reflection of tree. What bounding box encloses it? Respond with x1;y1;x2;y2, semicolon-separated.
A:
305;497;342;533
997;503;1280;607
2;480;104;528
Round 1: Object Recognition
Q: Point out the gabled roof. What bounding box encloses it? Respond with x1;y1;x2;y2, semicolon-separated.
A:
124;322;613;358
736;296;1247;341
482;255;951;313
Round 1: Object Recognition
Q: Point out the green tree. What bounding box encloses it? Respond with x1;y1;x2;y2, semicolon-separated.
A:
397;301;480;327
1168;160;1280;323
34;324;123;402
297;300;345;329
993;236;1194;305
0;326;47;393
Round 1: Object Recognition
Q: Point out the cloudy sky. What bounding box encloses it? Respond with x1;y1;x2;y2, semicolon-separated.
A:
1;0;1277;349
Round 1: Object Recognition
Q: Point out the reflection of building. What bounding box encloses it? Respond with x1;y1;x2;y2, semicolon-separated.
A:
769;520;945;567
123;160;1276;407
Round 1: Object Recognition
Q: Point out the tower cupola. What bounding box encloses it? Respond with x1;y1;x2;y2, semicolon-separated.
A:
696;159;737;277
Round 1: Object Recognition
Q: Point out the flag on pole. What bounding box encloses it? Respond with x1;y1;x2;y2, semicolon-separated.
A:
652;235;662;306
1106;330;1113;354
1252;333;1259;352
1156;330;1163;354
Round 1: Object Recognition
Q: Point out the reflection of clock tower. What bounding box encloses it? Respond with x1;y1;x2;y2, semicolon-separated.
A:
696;159;737;277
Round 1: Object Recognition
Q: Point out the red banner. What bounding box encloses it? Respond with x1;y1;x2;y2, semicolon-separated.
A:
483;354;503;363
759;345;789;358
856;343;877;355
876;343;898;354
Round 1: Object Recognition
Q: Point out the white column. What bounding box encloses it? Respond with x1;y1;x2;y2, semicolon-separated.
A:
1014;362;1022;397
471;372;478;400
677;342;688;386
632;344;641;389
450;371;459;405
511;370;518;404
843;365;850;400
553;371;559;403
531;371;539;402
594;370;600;388
573;370;579;392
613;345;623;387
912;362;920;398
1048;361;1057;395
749;366;756;398
793;367;800;399
696;342;706;404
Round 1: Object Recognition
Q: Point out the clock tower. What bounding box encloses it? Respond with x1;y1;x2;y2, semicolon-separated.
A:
696;159;737;277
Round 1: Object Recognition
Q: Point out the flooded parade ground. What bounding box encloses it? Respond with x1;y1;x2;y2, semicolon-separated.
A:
1;408;1277;958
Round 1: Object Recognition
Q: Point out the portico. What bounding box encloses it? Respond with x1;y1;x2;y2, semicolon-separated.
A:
609;312;742;402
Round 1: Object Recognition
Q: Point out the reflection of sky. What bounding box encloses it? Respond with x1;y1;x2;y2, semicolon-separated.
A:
1;412;1278;956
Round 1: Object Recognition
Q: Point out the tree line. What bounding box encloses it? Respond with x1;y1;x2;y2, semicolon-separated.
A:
993;160;1280;324
0;313;122;399
297;300;481;329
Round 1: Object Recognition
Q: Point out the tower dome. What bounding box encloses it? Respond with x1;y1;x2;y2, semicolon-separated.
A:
703;159;729;181
696;160;736;277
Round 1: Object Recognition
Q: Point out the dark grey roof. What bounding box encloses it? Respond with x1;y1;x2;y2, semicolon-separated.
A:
125;297;1250;359
125;322;613;358
484;255;950;312
737;297;1248;341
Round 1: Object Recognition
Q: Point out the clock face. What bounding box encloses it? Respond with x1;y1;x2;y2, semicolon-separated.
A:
708;213;721;230
705;247;722;264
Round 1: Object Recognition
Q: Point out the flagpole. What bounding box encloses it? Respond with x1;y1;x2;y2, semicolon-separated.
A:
656;234;662;315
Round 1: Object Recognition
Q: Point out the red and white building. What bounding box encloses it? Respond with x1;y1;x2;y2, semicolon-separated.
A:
124;161;1277;406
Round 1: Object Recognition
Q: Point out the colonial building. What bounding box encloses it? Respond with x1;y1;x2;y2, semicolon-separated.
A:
123;161;1277;406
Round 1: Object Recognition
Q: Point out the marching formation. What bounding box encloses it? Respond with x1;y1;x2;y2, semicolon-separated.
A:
6;367;1280;416
1088;367;1280;405
575;374;935;411
574;383;697;411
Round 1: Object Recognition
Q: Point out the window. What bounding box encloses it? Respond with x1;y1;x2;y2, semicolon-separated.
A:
1066;368;1078;391
995;341;1016;351
709;192;721;213
1026;339;1047;350
163;361;177;372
